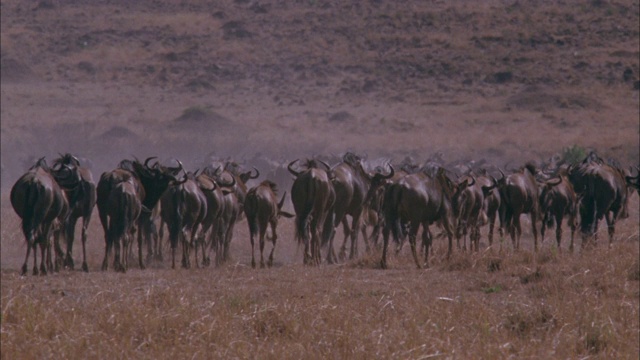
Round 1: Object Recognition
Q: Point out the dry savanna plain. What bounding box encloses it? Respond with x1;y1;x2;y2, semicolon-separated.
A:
1;0;639;358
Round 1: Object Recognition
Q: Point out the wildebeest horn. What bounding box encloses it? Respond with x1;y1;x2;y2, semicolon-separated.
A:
144;156;158;168
379;163;395;180
497;169;506;182
249;167;260;179
317;159;332;171
466;176;476;187
288;159;301;177
175;159;185;175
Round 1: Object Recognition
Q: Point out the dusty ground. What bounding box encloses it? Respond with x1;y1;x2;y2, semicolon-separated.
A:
1;0;639;358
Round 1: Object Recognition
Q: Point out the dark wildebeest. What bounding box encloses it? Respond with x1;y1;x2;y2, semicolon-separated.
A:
97;157;180;271
358;164;398;250
288;159;336;265
494;164;540;251
160;170;208;269
477;173;503;247
380;168;455;269
103;175;142;272
188;171;236;267
203;163;240;265
324;152;372;262
244;180;294;268
52;153;96;272
205;162;259;217
451;175;484;252
10;158;74;275
568;155;630;247
538;175;578;252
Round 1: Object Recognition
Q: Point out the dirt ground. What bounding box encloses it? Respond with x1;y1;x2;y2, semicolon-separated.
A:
1;0;639;358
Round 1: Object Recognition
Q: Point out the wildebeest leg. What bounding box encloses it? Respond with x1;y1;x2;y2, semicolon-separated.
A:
181;230;190;269
101;231;113;271
137;225;146;270
506;212;516;250
268;219;278;267
53;225;66;272
122;234;130;273
554;212;563;252
605;212;615;248
249;224;256;268
488;213;496;247
380;225;391;269
514;215;522;250
349;213;362;260
338;217;350;261
64;217;78;270
531;212;539;252
21;236;35;276
408;221;421;269
191;226;200;269
113;235;122;272
360;224;369;253
39;240;48;275
259;225;267;268
540;212;548;246
223;221;235;263
80;216;90;272
422;224;432;268
569;213;576;253
470;224;479;252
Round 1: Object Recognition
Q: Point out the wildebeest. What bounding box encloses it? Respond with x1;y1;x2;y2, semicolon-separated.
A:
52;153;96;272
568;154;629;247
244;180;294;268
204;161;259;217
381;168;455;269
10;158;74;275
102;175;141;272
494;164;540;251
538;175;578;252
288;159;336;265
160;169;208;269
97;157;180;271
451;175;484;252
477;173;503;247
324;152;372;262
187;171;237;267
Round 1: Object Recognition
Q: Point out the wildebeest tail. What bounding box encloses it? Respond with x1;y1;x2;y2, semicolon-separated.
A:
384;183;403;244
244;193;259;236
20;182;43;241
579;175;597;236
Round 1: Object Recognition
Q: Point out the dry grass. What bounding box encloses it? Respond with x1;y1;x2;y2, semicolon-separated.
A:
2;195;639;358
1;0;639;357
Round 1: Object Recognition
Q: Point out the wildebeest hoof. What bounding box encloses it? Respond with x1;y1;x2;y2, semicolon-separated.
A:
82;263;89;272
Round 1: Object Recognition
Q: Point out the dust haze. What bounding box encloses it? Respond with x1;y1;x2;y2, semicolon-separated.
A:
2;0;638;192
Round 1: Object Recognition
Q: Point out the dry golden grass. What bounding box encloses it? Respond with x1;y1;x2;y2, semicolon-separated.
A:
2;195;638;359
1;0;639;357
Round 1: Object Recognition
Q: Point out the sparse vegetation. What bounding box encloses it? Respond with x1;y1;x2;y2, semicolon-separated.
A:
561;144;588;165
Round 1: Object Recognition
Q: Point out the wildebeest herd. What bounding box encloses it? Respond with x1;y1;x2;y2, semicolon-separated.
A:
9;151;640;275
